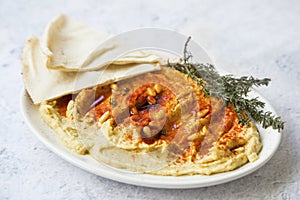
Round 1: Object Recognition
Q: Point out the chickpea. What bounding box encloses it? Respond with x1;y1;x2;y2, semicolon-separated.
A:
198;109;209;118
98;111;110;124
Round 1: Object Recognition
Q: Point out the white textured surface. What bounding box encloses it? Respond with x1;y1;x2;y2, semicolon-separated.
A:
1;0;299;199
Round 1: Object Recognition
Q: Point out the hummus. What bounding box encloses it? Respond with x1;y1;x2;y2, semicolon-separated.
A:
39;67;262;175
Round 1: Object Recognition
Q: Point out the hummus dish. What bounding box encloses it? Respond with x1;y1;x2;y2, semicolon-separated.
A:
38;67;261;175
22;14;263;176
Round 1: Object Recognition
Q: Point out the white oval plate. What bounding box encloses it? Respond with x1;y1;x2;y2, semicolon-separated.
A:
21;89;281;189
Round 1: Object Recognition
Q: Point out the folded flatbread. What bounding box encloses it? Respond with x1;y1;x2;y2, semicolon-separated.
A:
22;36;159;104
41;14;158;71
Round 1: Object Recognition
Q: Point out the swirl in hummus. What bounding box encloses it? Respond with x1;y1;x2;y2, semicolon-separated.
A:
39;67;262;175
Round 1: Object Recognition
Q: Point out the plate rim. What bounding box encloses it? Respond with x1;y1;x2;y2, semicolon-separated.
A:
20;89;282;189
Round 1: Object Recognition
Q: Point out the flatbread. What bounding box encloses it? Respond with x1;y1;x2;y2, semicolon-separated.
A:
41;14;158;71
21;36;160;104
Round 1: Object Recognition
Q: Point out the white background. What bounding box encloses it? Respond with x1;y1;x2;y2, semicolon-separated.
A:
1;0;299;199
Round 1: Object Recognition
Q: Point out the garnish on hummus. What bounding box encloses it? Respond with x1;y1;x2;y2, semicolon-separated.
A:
40;67;262;175
22;15;283;176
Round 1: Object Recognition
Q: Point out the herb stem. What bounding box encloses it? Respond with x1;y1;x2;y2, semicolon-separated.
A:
167;38;284;131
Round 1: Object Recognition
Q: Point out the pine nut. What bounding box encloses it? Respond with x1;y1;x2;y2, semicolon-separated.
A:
154;84;162;93
199;118;209;125
198;109;209;118
110;83;118;91
147;87;156;96
187;133;197;141
98;111;110;124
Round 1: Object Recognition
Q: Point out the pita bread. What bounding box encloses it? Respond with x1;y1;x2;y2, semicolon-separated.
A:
22;36;160;104
41;14;158;71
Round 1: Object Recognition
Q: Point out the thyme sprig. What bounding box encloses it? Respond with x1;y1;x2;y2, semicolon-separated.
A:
167;37;284;131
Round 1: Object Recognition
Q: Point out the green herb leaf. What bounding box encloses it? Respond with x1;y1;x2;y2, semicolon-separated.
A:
159;130;166;136
110;99;117;106
166;37;284;131
124;87;130;93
